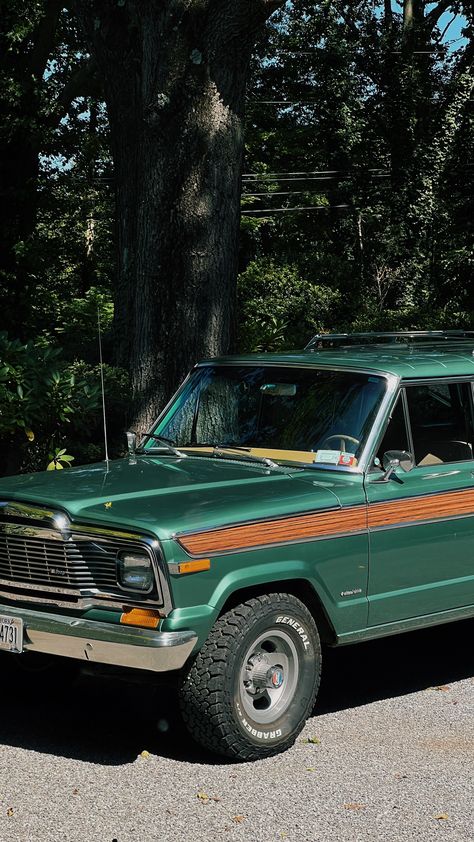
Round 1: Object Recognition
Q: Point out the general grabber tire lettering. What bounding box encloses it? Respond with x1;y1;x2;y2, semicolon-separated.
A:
178;593;321;760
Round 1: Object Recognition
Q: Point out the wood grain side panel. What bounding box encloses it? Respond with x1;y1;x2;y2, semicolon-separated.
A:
369;488;474;529
177;507;367;556
178;488;474;556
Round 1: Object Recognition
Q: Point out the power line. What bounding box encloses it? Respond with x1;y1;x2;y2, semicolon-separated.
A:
243;176;390;185
243;168;391;176
244;169;341;176
242;189;341;197
246;100;320;105
242;204;350;214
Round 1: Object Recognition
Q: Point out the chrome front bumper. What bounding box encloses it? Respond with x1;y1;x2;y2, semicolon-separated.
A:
0;603;197;672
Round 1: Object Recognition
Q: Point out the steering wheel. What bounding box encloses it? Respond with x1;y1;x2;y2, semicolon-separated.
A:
321;433;360;453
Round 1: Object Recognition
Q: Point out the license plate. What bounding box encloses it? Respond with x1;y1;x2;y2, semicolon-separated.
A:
0;615;23;653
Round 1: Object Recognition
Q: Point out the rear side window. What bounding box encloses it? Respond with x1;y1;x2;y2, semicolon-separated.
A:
406;382;474;466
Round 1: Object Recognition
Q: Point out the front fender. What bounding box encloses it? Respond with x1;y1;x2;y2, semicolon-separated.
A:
160;534;369;648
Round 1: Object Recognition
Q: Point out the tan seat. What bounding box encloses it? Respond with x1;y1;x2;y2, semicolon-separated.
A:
417;440;473;466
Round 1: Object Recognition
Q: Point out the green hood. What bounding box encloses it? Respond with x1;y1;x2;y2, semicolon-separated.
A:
0;455;341;539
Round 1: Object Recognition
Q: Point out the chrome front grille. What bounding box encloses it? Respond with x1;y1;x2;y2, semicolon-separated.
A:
0;532;120;592
0;523;163;608
0;501;170;612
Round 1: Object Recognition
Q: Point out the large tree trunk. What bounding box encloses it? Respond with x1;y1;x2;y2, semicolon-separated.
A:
75;0;282;431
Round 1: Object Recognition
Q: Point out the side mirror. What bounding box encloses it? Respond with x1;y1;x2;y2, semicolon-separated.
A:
382;450;414;474
376;449;414;482
126;431;137;457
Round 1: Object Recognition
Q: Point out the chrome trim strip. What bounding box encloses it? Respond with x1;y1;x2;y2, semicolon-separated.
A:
0;501;57;523
360;375;400;474
0;577;81;596
401;375;474;385
0;602;196;672
401;387;415;458
366;483;474;502
0;590;111;611
336;602;474;646
196;361;394;376
0;585;159;612
0;503;153;544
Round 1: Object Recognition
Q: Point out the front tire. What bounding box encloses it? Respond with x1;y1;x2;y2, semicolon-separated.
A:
179;593;321;760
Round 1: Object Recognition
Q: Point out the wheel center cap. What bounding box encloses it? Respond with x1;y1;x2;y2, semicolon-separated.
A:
270;668;284;689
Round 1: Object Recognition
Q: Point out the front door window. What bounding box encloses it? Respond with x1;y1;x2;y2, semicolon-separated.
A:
367;379;474;624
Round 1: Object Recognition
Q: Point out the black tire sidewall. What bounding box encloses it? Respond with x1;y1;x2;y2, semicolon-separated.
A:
229;599;320;748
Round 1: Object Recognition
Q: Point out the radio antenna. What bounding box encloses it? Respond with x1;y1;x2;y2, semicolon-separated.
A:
97;307;110;465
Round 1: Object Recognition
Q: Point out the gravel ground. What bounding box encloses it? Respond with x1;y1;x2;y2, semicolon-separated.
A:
0;618;473;842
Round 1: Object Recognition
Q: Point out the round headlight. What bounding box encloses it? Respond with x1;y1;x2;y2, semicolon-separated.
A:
117;550;154;593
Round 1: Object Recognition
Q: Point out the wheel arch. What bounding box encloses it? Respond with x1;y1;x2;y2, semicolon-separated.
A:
217;578;337;646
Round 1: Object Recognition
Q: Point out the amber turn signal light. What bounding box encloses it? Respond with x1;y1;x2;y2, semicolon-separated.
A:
120;607;161;629
177;558;211;575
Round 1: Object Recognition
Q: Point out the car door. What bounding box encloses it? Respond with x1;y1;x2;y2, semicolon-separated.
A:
365;378;474;625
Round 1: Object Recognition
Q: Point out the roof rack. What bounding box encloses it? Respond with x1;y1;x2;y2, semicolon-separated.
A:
305;330;474;351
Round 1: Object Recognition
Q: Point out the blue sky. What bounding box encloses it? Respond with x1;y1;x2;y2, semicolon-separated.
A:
413;3;468;46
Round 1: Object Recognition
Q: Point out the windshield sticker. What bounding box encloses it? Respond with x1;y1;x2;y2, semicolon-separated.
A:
314;449;341;464
338;453;356;467
315;450;356;467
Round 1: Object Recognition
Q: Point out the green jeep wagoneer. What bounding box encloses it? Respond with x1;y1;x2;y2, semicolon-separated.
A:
1;330;474;759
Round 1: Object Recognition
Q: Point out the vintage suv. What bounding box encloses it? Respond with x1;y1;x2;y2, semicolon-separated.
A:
1;330;474;760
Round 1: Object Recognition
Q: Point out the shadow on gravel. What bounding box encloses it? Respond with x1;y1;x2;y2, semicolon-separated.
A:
0;617;472;766
316;616;474;715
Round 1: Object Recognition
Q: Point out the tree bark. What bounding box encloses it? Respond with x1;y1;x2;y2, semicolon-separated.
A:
75;0;283;431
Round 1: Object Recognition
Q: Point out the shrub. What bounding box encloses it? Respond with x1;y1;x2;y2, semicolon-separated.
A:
238;259;340;352
0;333;102;475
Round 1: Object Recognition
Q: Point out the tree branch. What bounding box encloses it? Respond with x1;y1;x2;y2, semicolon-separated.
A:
47;56;101;127
438;13;457;41
425;0;454;29
28;0;62;80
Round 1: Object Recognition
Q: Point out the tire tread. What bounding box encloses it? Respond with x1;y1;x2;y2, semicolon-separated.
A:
179;593;321;760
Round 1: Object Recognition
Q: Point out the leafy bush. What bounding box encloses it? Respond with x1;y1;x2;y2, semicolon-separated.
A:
238;259;341;351
65;360;131;465
52;286;114;361
0;333;102;475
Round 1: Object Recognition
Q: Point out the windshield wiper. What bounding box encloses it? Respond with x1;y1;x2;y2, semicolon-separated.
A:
178;442;294;473
181;442;251;452
211;445;295;474
138;434;187;458
212;445;276;466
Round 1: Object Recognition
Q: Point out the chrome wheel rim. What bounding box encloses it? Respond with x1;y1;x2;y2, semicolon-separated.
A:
239;628;299;725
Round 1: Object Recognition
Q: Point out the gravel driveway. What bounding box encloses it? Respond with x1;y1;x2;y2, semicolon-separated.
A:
1;618;473;842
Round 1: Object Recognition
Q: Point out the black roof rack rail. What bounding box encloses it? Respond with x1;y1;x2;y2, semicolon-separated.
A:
305;330;474;351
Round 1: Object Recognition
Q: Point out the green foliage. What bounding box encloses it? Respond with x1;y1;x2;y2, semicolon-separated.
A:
52;286;114;360
0;332;99;438
46;448;75;471
238;259;340;351
0;332;103;474
0;332;131;475
243;1;474;340
0;1;473;478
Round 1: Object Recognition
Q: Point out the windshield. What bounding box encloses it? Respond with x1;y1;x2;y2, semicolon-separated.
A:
146;365;386;467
